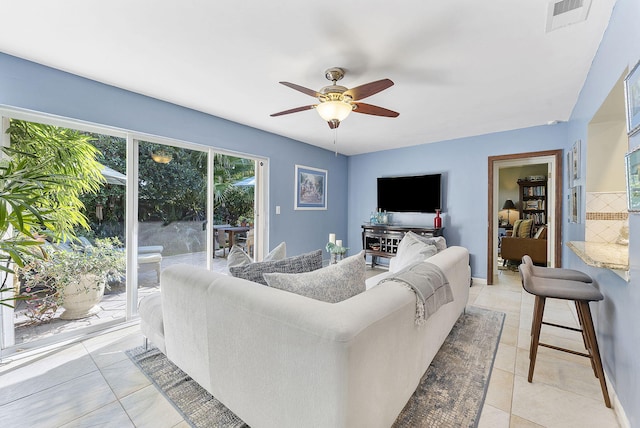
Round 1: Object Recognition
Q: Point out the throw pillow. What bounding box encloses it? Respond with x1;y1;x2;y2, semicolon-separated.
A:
227;245;253;268
533;225;547;239
392;231;438;273
411;232;447;252
512;219;522;237
264;251;366;303
228;249;323;285
517;219;534;238
264;241;286;261
227;241;286;269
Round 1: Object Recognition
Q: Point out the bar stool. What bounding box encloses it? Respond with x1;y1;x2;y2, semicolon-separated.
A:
521;254;593;283
518;261;611;407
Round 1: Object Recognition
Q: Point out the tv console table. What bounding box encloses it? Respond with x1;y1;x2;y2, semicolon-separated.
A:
361;224;444;268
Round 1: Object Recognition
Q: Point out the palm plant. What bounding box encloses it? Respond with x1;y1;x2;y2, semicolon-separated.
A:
213;154;254;224
1;120;106;308
7;120;104;241
0;158;60;307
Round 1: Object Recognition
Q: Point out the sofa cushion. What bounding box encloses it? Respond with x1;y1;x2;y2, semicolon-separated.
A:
392;231;438;273
139;292;164;334
264;251;366;303
227;241;286;268
138;292;166;354
229;249;323;285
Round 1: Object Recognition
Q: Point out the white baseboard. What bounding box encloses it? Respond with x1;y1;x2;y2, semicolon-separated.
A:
471;277;487;285
605;371;630;428
565;307;629;427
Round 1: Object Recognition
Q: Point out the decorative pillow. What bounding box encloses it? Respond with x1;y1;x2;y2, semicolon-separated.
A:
512;219;522;237
411;233;447;252
264;241;286;261
533;225;547;239
392;231;438;273
227;245;253;268
264;251;366;303
227;241;286;269
229;249;323;285
517;219;534;238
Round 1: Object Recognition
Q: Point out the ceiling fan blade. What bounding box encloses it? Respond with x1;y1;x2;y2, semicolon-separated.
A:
270;105;316;117
353;102;399;117
279;82;321;98
344;79;394;101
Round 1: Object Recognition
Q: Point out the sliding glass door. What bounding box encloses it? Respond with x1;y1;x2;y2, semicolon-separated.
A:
0;110;266;357
136;141;208;296
1;118;128;350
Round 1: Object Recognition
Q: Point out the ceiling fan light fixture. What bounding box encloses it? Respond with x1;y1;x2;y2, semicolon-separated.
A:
316;100;353;122
271;67;398;127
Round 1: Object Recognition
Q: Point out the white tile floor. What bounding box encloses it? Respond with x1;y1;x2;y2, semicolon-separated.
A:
0;268;621;427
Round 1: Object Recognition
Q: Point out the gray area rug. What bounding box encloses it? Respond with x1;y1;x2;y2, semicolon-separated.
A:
127;306;504;428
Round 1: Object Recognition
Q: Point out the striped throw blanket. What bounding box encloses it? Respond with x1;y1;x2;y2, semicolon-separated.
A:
378;261;453;325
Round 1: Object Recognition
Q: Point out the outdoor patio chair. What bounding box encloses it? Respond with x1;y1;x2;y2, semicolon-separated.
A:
138;253;162;283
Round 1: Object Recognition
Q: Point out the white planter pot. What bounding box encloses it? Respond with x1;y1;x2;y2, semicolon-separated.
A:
59;274;105;320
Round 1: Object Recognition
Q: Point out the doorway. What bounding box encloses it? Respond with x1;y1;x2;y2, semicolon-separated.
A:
487;150;563;285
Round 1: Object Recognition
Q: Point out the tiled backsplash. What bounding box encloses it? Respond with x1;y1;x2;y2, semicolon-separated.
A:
585;192;628;244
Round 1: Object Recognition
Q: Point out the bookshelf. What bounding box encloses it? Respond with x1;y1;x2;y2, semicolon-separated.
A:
518;178;547;229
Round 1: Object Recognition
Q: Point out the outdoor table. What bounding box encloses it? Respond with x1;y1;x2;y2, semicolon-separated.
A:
213;225;250;257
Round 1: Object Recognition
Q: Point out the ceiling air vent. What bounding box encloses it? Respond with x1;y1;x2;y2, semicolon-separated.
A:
546;0;592;32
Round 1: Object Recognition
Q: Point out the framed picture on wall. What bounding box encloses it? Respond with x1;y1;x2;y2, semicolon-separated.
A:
294;165;328;210
625;145;640;212
624;59;640;136
566;149;573;188
571;140;581;180
569;185;581;223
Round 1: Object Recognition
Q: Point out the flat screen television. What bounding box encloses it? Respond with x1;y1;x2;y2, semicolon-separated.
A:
377;174;442;213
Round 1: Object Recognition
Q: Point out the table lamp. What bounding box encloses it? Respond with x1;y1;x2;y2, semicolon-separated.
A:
502;200;516;225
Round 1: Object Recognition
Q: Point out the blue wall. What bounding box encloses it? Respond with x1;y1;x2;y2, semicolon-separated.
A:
564;0;640;424
0;52;348;257
2;1;640;420
348;0;640;422
347;124;567;277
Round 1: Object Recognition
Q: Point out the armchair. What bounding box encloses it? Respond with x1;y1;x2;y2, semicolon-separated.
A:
501;223;547;265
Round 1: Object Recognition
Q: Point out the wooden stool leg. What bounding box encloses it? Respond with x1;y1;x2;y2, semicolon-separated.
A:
575;301;597;376
578;301;612;408
529;295;546;382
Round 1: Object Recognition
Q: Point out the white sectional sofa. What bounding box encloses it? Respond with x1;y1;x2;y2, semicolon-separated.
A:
139;246;470;428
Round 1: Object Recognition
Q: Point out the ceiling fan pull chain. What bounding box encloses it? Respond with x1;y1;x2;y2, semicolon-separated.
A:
334;128;338;157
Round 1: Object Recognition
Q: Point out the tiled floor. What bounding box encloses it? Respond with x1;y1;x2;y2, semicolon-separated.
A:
11;251;229;347
0;268;620;427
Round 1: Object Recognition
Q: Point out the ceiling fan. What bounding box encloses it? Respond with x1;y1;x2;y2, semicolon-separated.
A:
270;67;399;129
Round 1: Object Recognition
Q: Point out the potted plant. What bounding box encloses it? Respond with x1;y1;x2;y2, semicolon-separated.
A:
326;241;348;264
19;237;125;320
1;121;106;309
236;215;253;227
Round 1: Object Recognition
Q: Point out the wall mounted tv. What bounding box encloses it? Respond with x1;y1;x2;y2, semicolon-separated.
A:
377;174;442;213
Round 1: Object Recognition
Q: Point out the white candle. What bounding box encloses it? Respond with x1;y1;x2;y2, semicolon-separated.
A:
329;233;336;244
336;240;342;247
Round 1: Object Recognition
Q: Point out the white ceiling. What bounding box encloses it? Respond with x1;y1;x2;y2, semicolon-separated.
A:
0;1;616;156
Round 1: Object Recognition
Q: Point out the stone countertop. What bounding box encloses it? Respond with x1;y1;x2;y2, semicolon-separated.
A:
567;241;629;271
